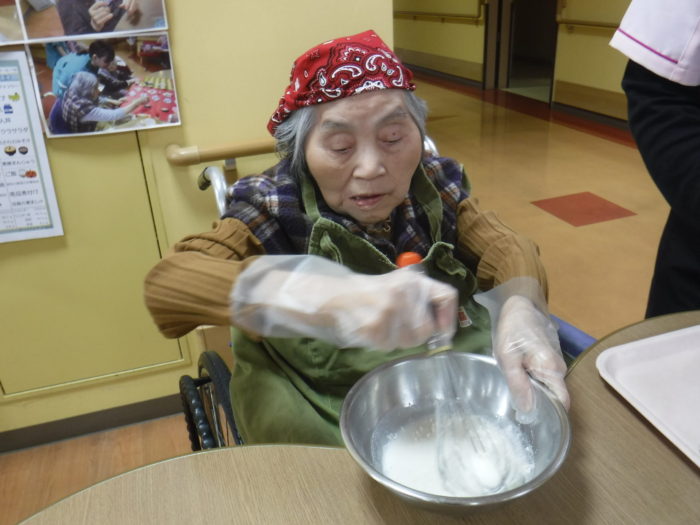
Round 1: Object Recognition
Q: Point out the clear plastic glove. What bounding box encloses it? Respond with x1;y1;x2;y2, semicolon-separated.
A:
230;254;457;350
474;277;569;421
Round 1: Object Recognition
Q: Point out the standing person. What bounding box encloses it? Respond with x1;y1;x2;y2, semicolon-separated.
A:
51;39;115;97
144;30;568;445
56;0;141;35
610;0;700;317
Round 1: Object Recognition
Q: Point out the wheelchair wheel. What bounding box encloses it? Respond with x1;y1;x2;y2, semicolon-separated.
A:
198;351;242;446
179;374;217;451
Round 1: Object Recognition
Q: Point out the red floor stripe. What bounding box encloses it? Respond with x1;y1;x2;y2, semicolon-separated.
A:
532;191;637;226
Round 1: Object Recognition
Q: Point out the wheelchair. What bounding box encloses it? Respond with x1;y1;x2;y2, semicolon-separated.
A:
178;138;596;451
180;349;242;450
179;324;594;451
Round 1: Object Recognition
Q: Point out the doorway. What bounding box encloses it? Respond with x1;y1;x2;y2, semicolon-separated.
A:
490;0;559;103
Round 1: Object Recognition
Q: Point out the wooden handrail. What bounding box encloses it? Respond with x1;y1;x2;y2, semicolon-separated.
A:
555;1;618;31
556;16;618;31
165;137;276;166
394;1;486;25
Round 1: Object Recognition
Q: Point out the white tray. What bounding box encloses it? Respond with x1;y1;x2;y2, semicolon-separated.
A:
596;324;700;467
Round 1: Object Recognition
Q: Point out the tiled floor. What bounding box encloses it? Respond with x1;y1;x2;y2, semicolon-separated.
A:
0;414;192;525
0;74;669;523
416;73;667;338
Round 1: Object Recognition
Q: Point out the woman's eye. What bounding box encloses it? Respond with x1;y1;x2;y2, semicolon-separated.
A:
384;137;402;145
326;138;353;153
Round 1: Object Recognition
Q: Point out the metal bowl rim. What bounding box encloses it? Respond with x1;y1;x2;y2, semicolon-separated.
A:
340;351;572;506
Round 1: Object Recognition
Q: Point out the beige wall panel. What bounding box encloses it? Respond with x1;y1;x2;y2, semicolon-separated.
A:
553;80;628;120
394;17;485;68
558;0;630;24
0;372;183;432
553;0;631;114
395;47;483;82
393;0;485;83
1;133;181;394
0;133;189;431
554;27;629;94
395;0;481;15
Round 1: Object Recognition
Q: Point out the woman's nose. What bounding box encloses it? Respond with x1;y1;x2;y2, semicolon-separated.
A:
352;145;386;179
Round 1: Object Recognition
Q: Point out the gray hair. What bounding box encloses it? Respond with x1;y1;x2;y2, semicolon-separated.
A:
66;71;99;99
274;90;429;178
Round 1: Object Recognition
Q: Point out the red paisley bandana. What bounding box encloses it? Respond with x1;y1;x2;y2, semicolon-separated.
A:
267;29;416;135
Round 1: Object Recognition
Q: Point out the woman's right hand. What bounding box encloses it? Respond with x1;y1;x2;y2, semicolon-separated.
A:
230;255;457;350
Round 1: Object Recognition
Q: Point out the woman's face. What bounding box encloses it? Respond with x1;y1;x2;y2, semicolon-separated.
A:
304;90;423;226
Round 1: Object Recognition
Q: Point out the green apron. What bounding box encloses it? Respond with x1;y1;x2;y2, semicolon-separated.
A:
229;165;492;445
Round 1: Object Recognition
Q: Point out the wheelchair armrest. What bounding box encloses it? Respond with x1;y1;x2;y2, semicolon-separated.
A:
551;314;596;360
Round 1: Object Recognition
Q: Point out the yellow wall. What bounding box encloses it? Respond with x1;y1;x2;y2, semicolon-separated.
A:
553;0;631;118
394;19;485;64
0;0;393;434
555;30;629;92
396;0;476;14
0;133;186;432
393;0;485;82
558;0;629;22
393;0;633;117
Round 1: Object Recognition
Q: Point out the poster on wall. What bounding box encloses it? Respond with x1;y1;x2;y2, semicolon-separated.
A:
21;0;168;41
0;1;177;138
29;33;179;137
0;50;63;243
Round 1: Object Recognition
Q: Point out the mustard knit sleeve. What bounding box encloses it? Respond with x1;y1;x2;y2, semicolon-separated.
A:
456;197;549;297
144;218;265;338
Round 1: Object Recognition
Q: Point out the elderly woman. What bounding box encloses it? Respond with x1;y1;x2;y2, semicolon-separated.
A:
144;30;568;445
59;71;147;133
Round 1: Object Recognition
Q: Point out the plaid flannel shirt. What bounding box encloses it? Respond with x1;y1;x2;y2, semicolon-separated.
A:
222;156;467;262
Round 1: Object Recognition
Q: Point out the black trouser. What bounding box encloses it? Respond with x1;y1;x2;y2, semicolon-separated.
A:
647;210;700;317
622;61;700;318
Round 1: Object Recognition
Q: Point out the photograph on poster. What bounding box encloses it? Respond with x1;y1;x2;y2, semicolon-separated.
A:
0;0;22;44
22;0;167;41
29;33;179;137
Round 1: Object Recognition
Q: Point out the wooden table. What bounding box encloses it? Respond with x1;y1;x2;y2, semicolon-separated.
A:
22;312;700;524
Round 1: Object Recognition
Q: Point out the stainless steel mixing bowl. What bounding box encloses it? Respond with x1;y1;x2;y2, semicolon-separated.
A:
340;352;571;514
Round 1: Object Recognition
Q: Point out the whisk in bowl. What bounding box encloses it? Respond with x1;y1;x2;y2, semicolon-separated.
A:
396;252;514;496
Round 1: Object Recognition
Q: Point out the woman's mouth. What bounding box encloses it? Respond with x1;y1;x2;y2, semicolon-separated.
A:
351;194;384;208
